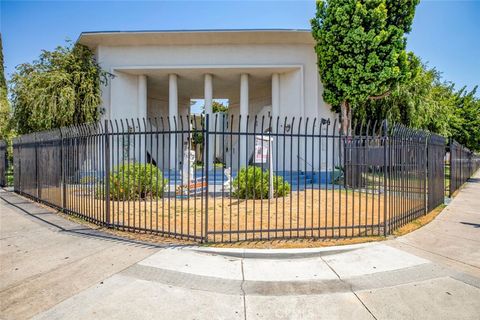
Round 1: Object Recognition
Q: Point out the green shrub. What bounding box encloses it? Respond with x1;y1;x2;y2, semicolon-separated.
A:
6;166;13;186
107;162;168;200
80;175;97;185
232;166;290;199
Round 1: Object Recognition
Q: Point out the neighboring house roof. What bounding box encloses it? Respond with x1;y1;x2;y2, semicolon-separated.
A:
77;29;315;48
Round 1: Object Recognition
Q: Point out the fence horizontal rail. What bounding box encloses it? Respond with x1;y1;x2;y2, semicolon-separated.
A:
9;114;479;243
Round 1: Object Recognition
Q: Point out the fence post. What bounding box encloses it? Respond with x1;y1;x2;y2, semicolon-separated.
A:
459;143;462;190
15;140;19;192
60;129;66;211
469;151;473;177
104;120;111;226
449;139;453;197
0;142;6;187
34;133;39;199
424;135;429;215
382;120;388;236
203;115;209;243
4;143;7;187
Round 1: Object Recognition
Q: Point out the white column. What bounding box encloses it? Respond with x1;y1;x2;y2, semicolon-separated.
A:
271;73;280;123
138;75;148;120
204;74;214;170
271;73;280;172
138;75;147;163
204;74;213;115
240;74;249;118
239;73;249;167
169;74;178;169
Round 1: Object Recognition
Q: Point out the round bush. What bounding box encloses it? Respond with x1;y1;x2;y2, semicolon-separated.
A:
232;166;290;199
80;175;97;185
108;162;168;200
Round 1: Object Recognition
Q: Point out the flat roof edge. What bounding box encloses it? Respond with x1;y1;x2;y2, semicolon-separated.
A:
80;28;311;35
77;29;313;46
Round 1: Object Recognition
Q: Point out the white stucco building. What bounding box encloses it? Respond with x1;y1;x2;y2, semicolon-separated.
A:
78;29;336;173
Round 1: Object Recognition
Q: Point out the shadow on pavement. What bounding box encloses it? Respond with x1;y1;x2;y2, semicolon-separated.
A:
0;189;194;250
459;221;480;229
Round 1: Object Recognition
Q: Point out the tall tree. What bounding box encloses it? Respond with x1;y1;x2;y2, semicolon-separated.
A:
211;101;228;113
200;100;229;113
354;58;480;152
353;57;440;129
450;86;480;152
0;34;6;90
10;42;110;134
0;34;12;141
311;0;419;133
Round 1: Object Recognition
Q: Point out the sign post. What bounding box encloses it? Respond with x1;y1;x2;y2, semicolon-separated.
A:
254;135;274;199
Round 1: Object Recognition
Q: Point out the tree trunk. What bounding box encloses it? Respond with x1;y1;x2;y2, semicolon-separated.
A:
341;100;361;188
340;100;351;135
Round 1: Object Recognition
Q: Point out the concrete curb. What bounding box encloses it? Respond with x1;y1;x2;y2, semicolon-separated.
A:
119;262;456;296
191;243;370;259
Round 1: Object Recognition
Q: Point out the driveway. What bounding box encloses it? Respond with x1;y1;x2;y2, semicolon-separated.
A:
1;171;479;319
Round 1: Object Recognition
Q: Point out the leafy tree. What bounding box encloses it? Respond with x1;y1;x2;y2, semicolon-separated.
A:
201;100;228;113
10;42;110;134
212;101;228;113
0;35;6;91
353;59;453;132
311;0;419;133
423;80;460;137
354;58;480;151
0;35;14;149
450;86;480;151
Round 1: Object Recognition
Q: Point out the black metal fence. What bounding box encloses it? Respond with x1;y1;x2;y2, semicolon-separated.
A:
8;115;478;243
449;140;480;196
427;133;446;211
0;140;6;187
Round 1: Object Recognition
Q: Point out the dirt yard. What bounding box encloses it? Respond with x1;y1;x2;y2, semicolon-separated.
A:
61;185;403;242
22;182;424;242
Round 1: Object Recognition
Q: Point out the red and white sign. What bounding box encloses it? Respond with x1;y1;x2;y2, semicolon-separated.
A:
254;135;272;164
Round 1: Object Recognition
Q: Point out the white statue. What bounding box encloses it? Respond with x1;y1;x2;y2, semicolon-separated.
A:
182;144;196;187
224;167;232;191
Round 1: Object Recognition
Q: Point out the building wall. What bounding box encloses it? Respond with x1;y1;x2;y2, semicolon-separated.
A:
96;41;338;172
96;43;335;122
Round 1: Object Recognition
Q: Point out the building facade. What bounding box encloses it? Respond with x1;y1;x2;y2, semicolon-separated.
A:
79;29;337;172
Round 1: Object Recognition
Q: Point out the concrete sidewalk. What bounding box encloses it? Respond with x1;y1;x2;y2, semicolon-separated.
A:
1;172;480;319
0;190;160;319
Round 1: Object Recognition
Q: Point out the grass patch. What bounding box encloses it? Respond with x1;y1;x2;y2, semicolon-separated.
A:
392;204;446;236
202;236;385;249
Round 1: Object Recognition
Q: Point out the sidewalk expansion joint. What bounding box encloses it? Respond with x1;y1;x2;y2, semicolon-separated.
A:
396;239;480;270
320;255;378;320
240;259;247;320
